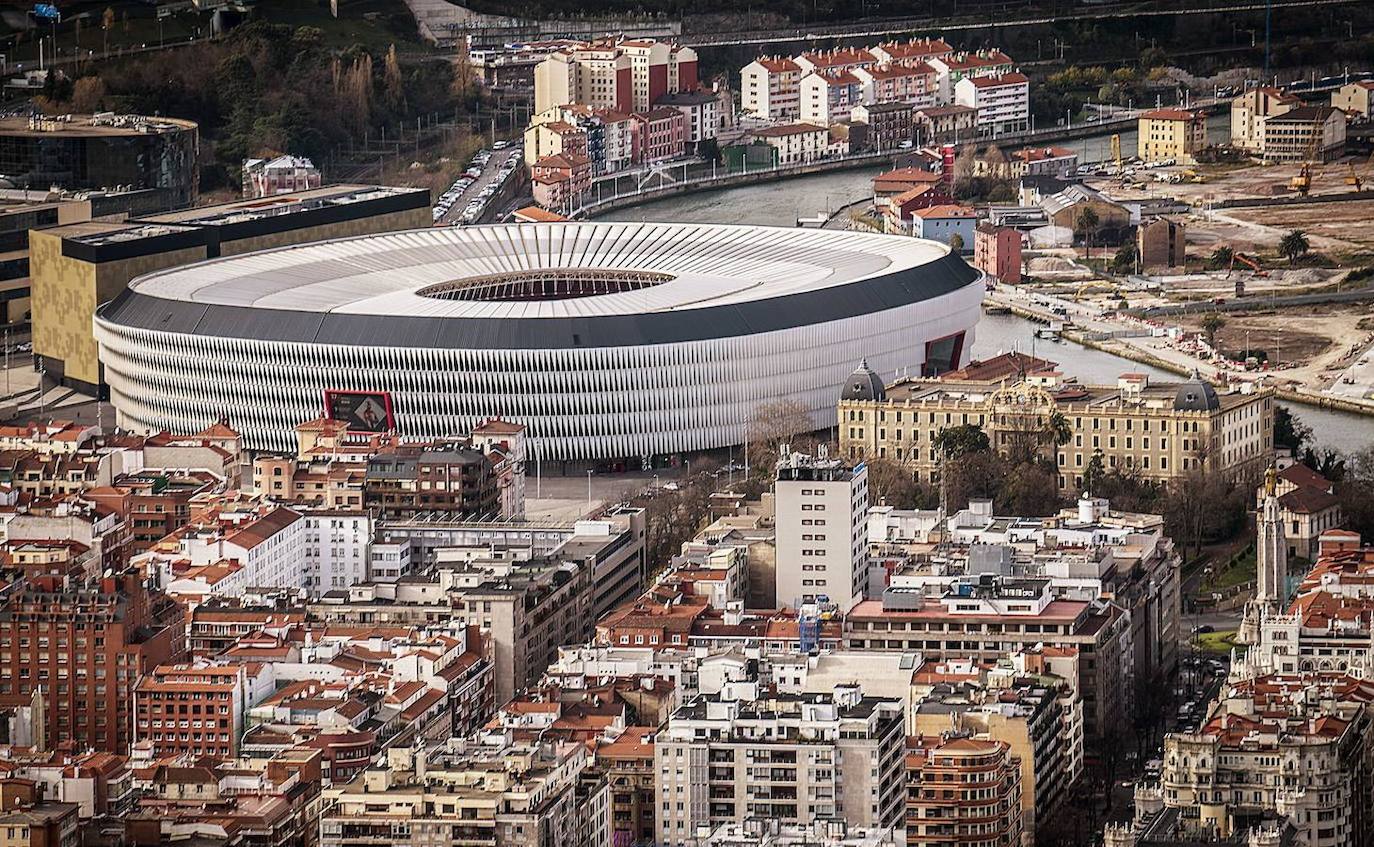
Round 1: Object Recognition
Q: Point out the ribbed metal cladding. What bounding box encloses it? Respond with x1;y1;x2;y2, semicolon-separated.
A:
91;223;984;460
93;286;981;460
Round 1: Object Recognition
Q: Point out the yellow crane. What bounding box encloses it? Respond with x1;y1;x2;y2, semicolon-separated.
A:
1289;130;1323;196
1346;162;1363;191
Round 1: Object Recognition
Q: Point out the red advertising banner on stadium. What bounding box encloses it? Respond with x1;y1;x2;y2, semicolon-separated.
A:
323;390;395;433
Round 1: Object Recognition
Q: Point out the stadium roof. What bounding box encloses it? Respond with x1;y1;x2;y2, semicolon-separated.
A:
100;223;977;349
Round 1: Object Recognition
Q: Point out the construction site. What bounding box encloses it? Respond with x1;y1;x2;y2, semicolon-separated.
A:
984;127;1374;413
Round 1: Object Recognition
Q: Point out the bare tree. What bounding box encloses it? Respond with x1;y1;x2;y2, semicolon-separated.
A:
746;399;816;473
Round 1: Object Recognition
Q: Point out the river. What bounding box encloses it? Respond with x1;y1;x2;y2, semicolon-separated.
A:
600;139;1374;454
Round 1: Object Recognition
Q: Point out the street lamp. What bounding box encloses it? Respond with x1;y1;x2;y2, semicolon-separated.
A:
586;469;594;507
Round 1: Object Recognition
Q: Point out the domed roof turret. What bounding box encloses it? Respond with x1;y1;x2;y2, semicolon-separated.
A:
841;359;886;402
1173;368;1220;412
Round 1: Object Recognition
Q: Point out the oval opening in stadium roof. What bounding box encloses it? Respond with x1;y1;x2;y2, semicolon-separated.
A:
416;268;675;302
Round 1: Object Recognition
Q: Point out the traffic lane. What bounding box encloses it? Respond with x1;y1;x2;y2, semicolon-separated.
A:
438;148;522;225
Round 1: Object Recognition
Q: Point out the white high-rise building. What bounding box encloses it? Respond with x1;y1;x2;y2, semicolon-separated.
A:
774;448;868;611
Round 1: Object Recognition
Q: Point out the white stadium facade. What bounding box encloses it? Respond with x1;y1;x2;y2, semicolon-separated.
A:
94;222;984;460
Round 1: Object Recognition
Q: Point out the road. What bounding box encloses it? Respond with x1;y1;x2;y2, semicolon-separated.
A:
1324;338;1374;403
436;147;523;226
672;0;1365;47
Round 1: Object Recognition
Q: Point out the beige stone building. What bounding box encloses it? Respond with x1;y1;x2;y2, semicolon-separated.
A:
319;741;599;847
1161;672;1374;847
1332;80;1374;120
1229;87;1300;152
1137;108;1207;164
837;354;1274;493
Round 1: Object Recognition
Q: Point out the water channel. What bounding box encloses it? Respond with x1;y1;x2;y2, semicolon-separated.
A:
599;123;1374;453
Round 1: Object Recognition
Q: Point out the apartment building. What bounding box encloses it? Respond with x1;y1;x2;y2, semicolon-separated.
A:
1229;86;1300;152
1137;108;1208;164
852;63;937;111
133;662;269;759
655;89;719;152
533;37;699;114
954;73;1030;137
632;107;687;162
908;205;977;250
1258;105;1347;163
928;51;1015;102
870;38;954;67
800;71;864;125
742;57;803;121
443;548;598;704
845;576;1129;740
143;503;306;600
1332;80;1374;120
1162;671;1374;847
911;666;1073;842
774;449;868;610
905;735;1023;847
753;123;832;165
879;494;1182;691
0;571;184;752
654;681;907;846
839;354;1275;492
851;102;916;152
375;505;646;622
301;509;372;591
363;444;499;518
974;223;1022;284
319;740;593;847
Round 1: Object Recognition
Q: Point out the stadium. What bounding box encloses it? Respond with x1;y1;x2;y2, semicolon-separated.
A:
93;222;984;460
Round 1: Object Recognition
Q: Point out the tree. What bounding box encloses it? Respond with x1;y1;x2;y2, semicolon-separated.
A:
1200;313;1226;350
102;7;115;55
1083;450;1106;496
1273;405;1312;455
383;44;406;113
948;232;964;253
1112;243;1138;273
71;77;106;113
697;137;721;164
1302;446;1346;482
1043;411;1072;475
1279;229;1310;266
997;460;1061;517
1074;206;1100;259
933;424;991;460
1207;245;1235;273
944;448;1006;511
1336;447;1374;541
747;399;815;473
865;457;933;509
1139;46;1167;69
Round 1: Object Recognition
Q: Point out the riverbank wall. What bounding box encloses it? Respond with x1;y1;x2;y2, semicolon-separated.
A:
580;113;1147;219
1057;320;1374;417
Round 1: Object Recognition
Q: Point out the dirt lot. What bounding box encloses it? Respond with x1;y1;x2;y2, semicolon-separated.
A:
1178;303;1372;377
1094;158;1374;261
1224;200;1374;256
